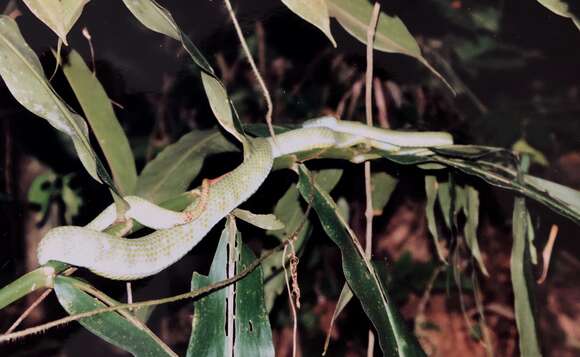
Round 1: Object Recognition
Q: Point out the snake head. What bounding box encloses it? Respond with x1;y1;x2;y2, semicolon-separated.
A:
37;227;104;267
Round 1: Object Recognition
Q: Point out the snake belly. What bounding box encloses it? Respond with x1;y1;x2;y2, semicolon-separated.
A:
37;138;274;280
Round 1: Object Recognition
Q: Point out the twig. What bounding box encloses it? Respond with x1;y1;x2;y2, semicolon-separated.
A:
5;289;52;334
81;27;96;74
282;243;298;357
364;3;381;357
373;78;389;128
223;0;275;139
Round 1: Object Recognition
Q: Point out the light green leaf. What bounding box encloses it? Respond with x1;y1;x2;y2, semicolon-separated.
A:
327;0;454;93
512;138;548;167
536;0;580;30
22;0;89;45
462;186;488;276
0;16;114;188
27;171;58;219
371;172;398;215
297;165;426;356
122;0;247;142
201;72;246;144
233;208;284;230
135;130;238;203
323;283;354;354
436;178;453;230
235;236;275;357
281;0;336;47
62;49;137;195
54;276;177;357
511;197;542;356
524;174;580;214
425;176;447;263
62;174;82;224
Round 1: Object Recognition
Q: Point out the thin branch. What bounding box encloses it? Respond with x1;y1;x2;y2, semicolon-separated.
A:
364;4;381;357
223;0;275;139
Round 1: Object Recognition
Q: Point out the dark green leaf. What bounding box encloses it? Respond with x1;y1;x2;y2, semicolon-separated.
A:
297;165;425;356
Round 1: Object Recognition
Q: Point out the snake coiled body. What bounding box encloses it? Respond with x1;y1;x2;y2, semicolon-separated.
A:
37;118;453;280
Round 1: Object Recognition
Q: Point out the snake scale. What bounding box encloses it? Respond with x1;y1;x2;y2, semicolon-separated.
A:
37;117;453;280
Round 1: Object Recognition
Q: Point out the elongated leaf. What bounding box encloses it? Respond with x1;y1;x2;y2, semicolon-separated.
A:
54;276;176;357
0;16;115;189
233;209;284;230
281;0;336;47
121;0;247;143
536;0;580;30
297;165;425;356
187;223;229;357
136;130;238;203
511;198;542;356
425;175;447;262
371;172;398;215
62;49;137;195
326;0;453;92
22;0;89;45
235;237;275;357
323;283;354;354
462;185;488;276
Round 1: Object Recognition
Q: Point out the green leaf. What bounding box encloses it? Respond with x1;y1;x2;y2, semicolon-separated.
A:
22;0;89;45
135;130;238;203
235;237;275;357
61;174;83;224
281;0;336;47
512;139;548;167
54;276;177;357
0;16;115;188
326;0;454;93
371;172;398;215
436;178;453;230
323;283;354;354
121;0;247;142
27;170;58;219
536;0;580;30
62;49;137;195
462;186;488;276
233;209;284;230
187;223;229;357
511;198;542;356
424;175;447;263
297;165;425;356
524;174;580;214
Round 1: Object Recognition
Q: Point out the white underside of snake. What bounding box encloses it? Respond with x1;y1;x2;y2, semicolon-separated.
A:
37;117;453;280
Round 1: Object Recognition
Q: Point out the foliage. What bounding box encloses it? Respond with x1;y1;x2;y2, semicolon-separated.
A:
0;0;579;356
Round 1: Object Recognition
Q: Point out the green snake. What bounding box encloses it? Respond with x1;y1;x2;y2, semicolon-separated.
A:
37;117;453;280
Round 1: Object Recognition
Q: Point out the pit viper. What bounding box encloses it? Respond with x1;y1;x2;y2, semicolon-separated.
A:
37;117;453;280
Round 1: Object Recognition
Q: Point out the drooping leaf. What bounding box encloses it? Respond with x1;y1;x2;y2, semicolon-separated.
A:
281;0;336;47
22;0;89;45
186;223;229;357
512;138;548;167
511;197;542;356
0;16;116;189
462;185;488;276
54;276;177;357
371;172;398;215
536;0;580;30
62;49;137;195
323;283;354;355
121;0;247;142
326;0;454;93
425;175;447;263
135;130;238;203
235;236;275;357
297;165;426;356
233;209;284;230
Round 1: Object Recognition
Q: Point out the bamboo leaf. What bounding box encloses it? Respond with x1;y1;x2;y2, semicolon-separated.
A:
536;0;580;30
235;236;275;357
462;185;488;276
62;49;137;195
511;198;542;356
326;0;454;93
54;276;177;357
297;165;425;356
371;172;398;215
0;15;115;188
281;0;336;47
121;0;247;142
186;223;229;357
232;209;284;230
22;0;89;45
135;130;238;203
425;175;447;263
